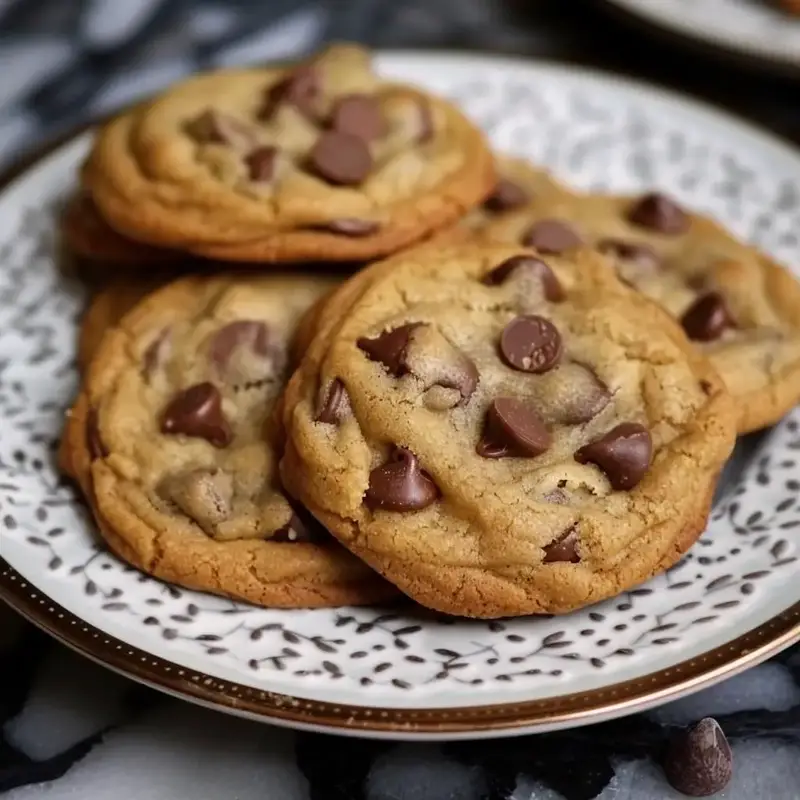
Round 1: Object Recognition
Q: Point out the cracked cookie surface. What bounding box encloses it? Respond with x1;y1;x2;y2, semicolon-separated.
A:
281;242;736;618
480;190;800;433
64;273;391;608
82;44;494;264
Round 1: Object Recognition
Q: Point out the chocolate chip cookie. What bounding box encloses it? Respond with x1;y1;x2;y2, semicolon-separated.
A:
280;242;736;618
82;44;495;264
64;274;391;608
481;191;800;433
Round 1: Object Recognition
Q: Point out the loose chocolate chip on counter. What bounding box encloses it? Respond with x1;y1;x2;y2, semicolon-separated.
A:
543;525;580;563
522;219;583;254
680;292;735;342
358;322;423;376
86;408;108;460
273;510;326;543
483;179;529;213
364;447;440;512
160;382;232;448
245;146;277;182
662;717;733;797
260;65;320;120
329;94;387;141
310;218;379;237
597;238;661;270
627;192;689;235
477;397;552;459
500;315;563;374
308;130;372;186
316;379;351;424
142;327;171;381
185;109;259;151
209;321;271;371
483;255;564;302
574;422;652;491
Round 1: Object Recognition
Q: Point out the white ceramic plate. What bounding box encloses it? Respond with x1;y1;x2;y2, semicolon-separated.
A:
603;0;800;74
1;52;799;741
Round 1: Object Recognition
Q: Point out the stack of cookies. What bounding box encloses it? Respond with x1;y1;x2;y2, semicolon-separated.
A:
61;44;800;619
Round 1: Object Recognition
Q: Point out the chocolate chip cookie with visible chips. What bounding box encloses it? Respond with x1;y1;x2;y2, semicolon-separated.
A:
481;190;800;433
281;243;736;618
82;44;495;264
63;274;392;608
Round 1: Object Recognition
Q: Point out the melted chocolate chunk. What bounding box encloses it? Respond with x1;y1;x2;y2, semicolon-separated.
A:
160;382;232;448
245;146;277;182
663;718;733;797
357;323;423;377
627;192;689;235
500;315;563;374
522;219;583;254
543;526;580;563
476;398;552;459
597;238;660;270
316;379;350;424
308;130;372;186
483;179;529;213
86;407;108;460
209;321;271;371
680;292;734;342
574;422;652;490
260;65;320;120
364;447;439;512
483;255;564;302
329;94;387;141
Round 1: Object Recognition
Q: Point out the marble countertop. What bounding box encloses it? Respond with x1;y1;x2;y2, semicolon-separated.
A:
1;1;799;797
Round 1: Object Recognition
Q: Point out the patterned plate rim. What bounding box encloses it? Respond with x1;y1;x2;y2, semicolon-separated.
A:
601;0;800;75
0;54;799;739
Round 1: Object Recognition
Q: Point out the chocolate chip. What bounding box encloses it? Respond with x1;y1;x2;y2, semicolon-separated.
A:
364;447;439;512
308;131;372;186
663;718;732;797
700;379;713;395
260;65;320;120
273;511;326;543
160;382;232;448
209;321;271;371
329;94;387;141
245;146;277;182
86;408;107;460
483;179;529;213
627;192;689;235
477;398;552;459
680;292;735;342
543;525;580;563
483;255;564;302
500;315;563;374
316;379;350;424
417;100;434;143
142;327;170;381
358;322;423;377
574;422;652;490
522;219;583;254
311;218;379;237
185;110;258;151
597;238;660;270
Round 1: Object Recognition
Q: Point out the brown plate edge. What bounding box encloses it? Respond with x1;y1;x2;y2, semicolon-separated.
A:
3;561;799;736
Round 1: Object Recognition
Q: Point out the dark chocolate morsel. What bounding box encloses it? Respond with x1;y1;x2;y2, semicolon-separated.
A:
627;192;689;235
476;398;552;459
329;94;387;141
357;322;423;376
483;179;529;213
500;315;563;374
543;525;580;563
160;382;232;448
259;65;320;120
597;238;660;270
680;292;735;342
209;321;271;371
86;407;108;460
364;447;439;512
574;422;652;491
316;379;350;424
483;255;564;302
308;131;372;186
662;717;733;797
245;146;277;182
522;219;583;254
